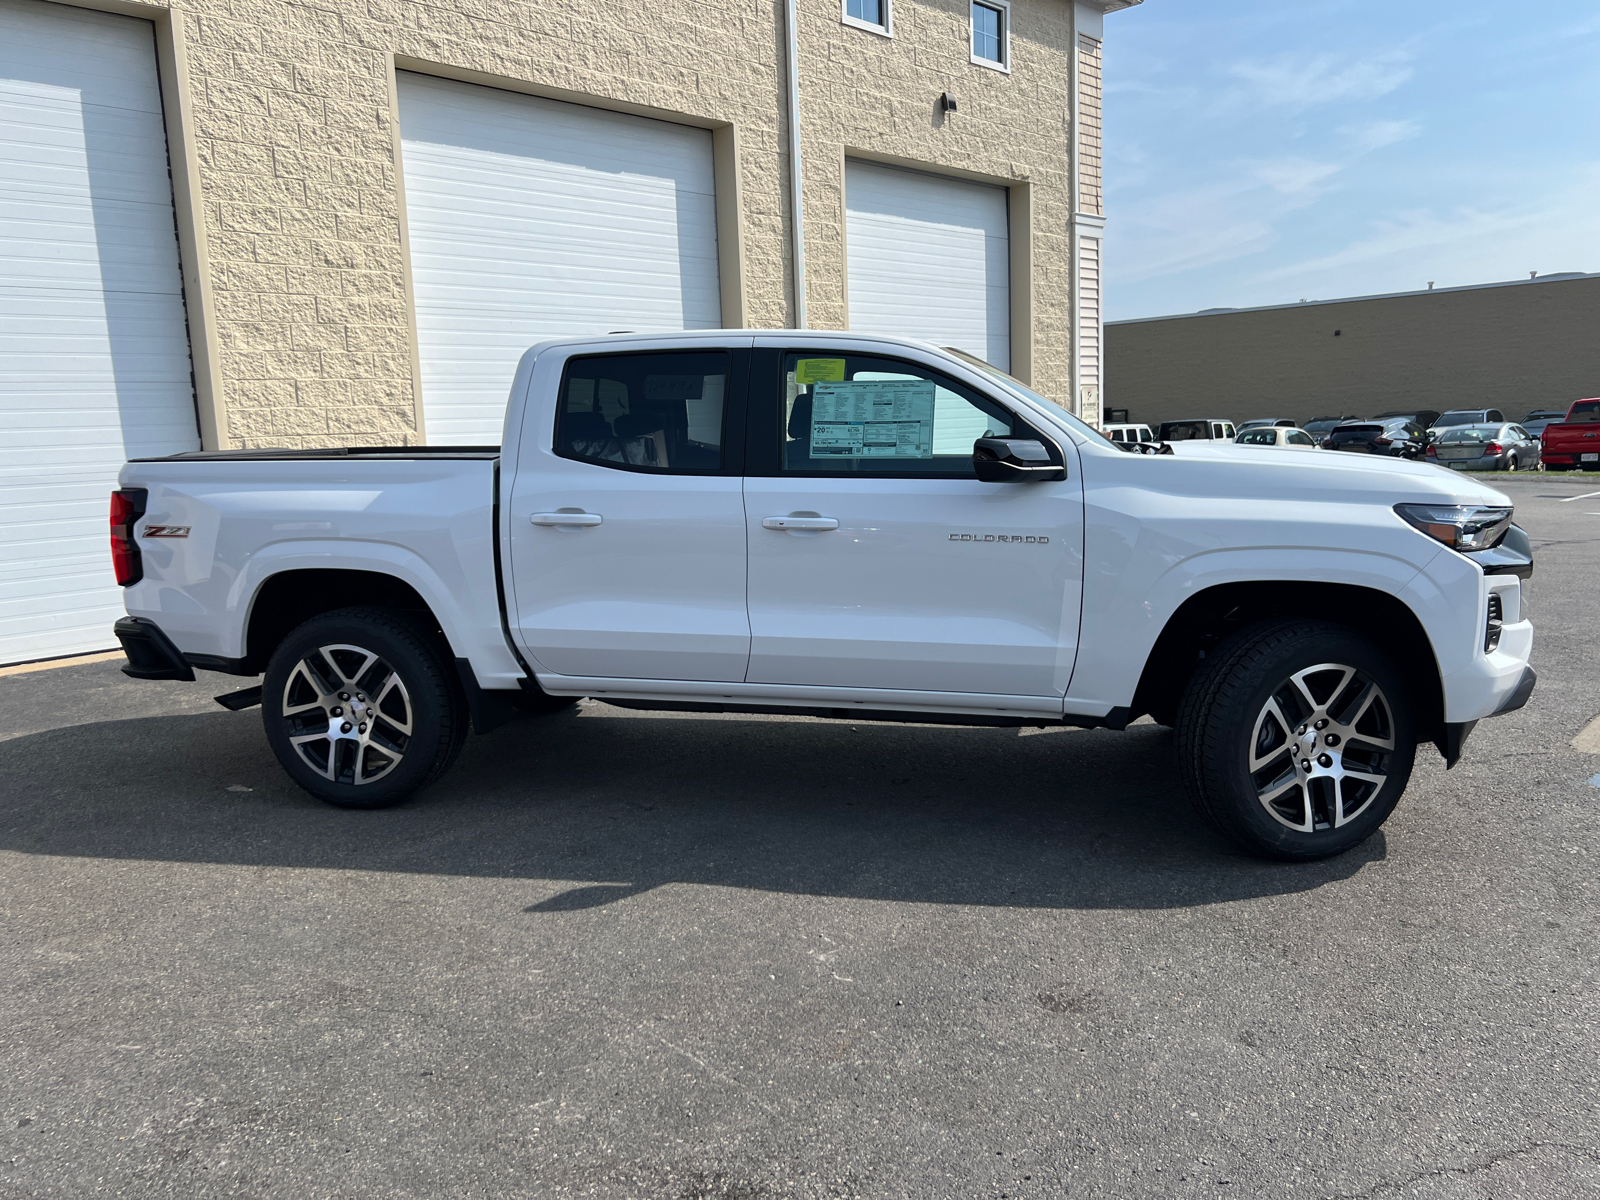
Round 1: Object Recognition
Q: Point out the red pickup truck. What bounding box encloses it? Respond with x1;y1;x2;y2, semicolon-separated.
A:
1540;398;1600;470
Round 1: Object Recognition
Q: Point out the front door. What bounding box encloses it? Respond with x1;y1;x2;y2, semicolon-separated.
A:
507;345;751;682
742;344;1083;699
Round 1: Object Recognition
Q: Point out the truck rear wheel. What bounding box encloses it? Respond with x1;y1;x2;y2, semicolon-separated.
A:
262;607;468;809
1175;619;1416;860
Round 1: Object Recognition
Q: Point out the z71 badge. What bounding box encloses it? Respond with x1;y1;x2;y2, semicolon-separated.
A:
949;533;1049;544
142;525;191;538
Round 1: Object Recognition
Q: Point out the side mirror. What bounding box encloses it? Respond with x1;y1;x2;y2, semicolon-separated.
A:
973;437;1066;482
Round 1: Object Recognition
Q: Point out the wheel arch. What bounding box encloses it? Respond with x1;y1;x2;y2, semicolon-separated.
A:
241;569;447;675
1130;580;1444;742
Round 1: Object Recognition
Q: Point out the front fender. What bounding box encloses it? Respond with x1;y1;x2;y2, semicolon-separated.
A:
1066;541;1438;715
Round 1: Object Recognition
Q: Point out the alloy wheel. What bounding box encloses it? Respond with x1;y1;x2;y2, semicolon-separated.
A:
280;643;413;785
1247;663;1396;832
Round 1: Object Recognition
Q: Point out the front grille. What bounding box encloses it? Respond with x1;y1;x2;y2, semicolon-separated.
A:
1485;593;1503;653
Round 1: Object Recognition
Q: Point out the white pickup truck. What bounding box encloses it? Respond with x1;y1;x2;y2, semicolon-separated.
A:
111;332;1536;860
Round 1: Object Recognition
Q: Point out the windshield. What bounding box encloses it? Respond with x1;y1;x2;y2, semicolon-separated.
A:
1433;411;1485;428
1570;400;1600;424
1158;420;1212;441
1304;419;1347;433
940;348;1115;447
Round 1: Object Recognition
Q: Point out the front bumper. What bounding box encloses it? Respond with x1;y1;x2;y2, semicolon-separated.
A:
1437;664;1537;768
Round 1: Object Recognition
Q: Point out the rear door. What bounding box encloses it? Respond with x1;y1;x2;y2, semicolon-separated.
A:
506;342;752;682
741;341;1083;700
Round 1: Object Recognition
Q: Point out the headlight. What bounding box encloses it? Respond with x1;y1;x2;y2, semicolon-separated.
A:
1394;503;1513;551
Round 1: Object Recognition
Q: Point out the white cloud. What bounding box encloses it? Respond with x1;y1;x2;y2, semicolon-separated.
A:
1342;118;1422;152
1248;166;1600;290
1221;50;1413;111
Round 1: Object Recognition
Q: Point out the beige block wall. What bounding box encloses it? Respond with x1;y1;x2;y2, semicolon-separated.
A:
76;0;1088;447
1104;276;1600;429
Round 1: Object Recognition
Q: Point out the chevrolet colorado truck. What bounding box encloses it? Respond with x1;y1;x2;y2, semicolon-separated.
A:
1538;397;1600;470
111;332;1536;861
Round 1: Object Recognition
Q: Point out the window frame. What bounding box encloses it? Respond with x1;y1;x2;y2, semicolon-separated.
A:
969;0;1010;72
841;0;892;38
551;347;750;477
742;346;1061;480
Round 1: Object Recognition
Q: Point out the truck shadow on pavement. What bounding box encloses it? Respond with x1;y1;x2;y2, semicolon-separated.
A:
0;703;1380;910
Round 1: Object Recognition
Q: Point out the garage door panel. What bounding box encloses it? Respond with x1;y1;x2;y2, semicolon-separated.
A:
0;0;199;664
845;160;1010;372
398;72;721;445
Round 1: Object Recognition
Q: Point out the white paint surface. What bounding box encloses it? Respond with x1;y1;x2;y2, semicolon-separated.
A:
397;73;722;445
844;159;1010;371
0;0;199;665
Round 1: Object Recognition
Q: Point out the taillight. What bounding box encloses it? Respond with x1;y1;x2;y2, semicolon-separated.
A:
1373;436;1392;446
1425;445;1437;457
1484;442;1502;456
110;488;147;586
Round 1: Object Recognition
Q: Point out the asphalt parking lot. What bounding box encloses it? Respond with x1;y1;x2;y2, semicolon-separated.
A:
3;478;1598;1199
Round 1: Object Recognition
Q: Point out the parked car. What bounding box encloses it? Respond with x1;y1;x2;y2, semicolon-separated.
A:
1372;409;1441;433
1325;418;1426;459
1157;418;1238;442
1302;416;1362;446
1238;418;1300;431
111;331;1535;862
1234;427;1317;449
1537;398;1600;470
1432;408;1507;432
1426;423;1541;472
1103;422;1156;445
1519;409;1569;439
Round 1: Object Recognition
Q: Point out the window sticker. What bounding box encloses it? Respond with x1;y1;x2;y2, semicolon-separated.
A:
810;379;936;458
795;358;847;385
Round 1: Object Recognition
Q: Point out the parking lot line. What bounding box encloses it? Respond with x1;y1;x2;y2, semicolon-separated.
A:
1557;489;1600;502
0;650;124;678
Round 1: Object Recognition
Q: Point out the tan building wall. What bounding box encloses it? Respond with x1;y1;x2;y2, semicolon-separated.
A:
1104;273;1600;429
50;0;1136;448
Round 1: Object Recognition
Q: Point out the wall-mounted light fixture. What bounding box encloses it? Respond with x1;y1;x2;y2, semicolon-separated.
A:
939;92;958;114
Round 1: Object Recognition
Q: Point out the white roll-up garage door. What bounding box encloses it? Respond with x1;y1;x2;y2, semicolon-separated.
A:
0;0;199;666
845;159;1010;371
397;74;722;445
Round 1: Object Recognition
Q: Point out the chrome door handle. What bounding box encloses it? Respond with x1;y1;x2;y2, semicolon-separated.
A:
762;515;838;531
530;511;603;528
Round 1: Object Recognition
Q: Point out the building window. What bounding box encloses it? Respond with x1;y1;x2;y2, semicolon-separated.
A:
971;0;1009;70
842;0;891;36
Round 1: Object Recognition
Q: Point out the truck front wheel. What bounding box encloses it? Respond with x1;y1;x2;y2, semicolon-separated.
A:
1175;619;1417;860
262;607;468;809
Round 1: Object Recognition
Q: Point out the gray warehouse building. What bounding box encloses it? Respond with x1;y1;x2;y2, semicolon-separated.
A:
1104;272;1600;429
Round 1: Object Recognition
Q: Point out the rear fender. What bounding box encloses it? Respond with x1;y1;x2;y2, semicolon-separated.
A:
231;542;524;689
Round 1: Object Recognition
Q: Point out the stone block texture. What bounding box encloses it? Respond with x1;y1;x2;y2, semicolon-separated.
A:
160;0;1093;445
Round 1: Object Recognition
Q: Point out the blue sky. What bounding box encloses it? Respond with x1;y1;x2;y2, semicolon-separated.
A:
1102;1;1600;320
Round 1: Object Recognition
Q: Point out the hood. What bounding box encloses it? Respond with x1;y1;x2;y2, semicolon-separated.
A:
1115;442;1513;507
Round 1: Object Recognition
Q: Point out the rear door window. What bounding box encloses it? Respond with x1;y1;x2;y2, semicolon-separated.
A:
554;351;736;474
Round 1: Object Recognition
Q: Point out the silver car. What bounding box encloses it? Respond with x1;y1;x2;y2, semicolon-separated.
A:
1428;423;1542;472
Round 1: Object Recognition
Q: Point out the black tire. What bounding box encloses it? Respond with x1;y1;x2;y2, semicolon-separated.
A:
1175;619;1417;861
1503;454;1517;472
262;607;468;809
